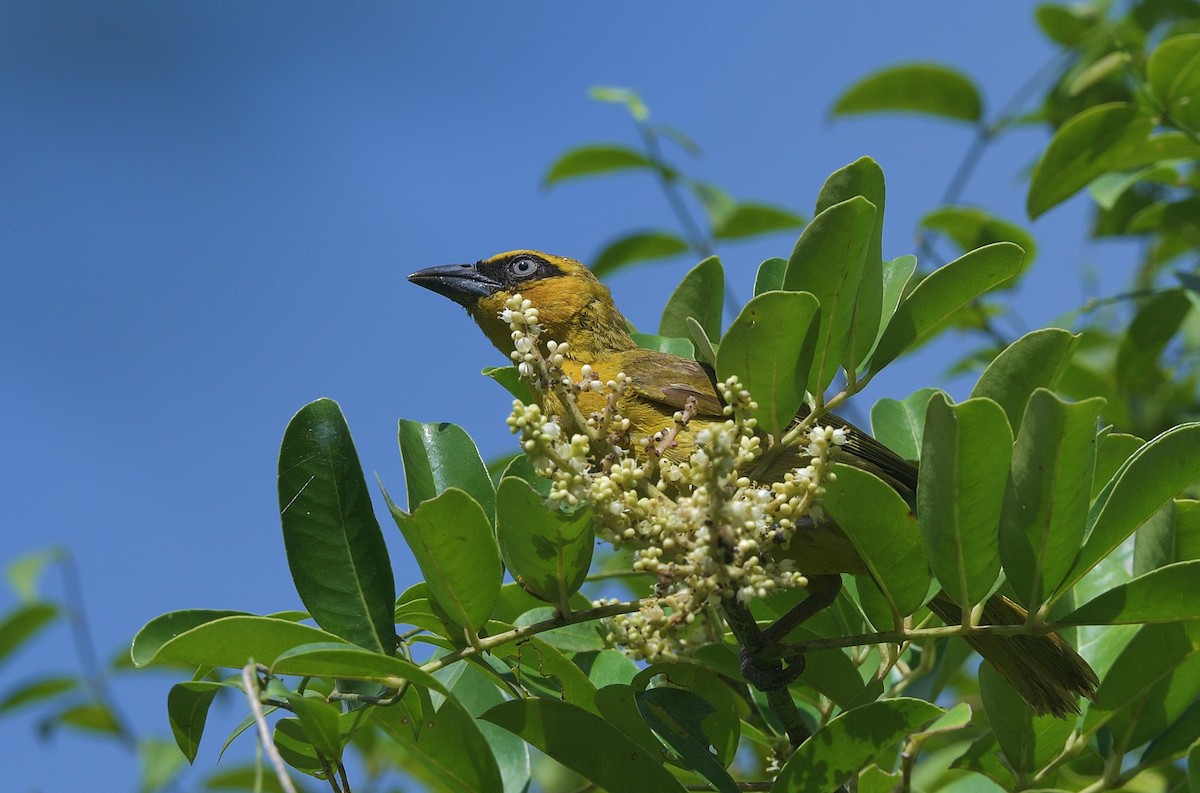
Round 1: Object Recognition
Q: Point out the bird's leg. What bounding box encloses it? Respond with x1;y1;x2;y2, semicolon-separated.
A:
725;574;843;693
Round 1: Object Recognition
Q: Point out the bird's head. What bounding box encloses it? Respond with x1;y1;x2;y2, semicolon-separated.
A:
409;250;636;359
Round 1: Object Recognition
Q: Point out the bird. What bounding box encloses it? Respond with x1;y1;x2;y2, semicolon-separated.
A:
409;249;1099;717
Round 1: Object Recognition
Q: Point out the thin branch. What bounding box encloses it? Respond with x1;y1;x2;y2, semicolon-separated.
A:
241;664;300;793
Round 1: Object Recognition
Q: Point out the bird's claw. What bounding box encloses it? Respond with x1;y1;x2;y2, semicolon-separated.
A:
739;646;806;691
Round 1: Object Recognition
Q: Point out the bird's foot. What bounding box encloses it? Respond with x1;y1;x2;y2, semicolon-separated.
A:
739;645;806;692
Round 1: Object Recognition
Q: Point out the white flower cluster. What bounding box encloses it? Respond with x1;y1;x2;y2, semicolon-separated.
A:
500;294;847;662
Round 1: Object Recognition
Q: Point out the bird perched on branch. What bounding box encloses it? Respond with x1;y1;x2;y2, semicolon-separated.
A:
409;249;1098;717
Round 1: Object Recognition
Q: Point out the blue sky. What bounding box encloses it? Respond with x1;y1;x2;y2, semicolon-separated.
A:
1;3;1121;789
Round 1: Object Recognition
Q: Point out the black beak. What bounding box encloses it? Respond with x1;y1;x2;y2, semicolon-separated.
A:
408;263;501;307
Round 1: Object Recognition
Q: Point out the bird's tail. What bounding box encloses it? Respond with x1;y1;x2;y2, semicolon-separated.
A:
928;591;1098;718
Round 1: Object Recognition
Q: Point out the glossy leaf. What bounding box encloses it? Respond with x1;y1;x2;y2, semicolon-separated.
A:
483;699;688;792
543;144;657;186
1141;698;1200;765
979;663;1075;775
832;63;982;122
594;684;663;758
1093;431;1144;500
1148;34;1200;133
873;254;918;360
1057;422;1200;599
918;394;1012;609
272;643;448;693
772;698;944;792
495;477;593;608
970;329;1079;432
0;602;57;668
753;257;787;295
814;158;887;373
822;463;931;617
131;613;350;669
631;663;742;764
637;687;738;793
870;387;940;463
1083;622;1200;752
660;256;724;342
385;487;502;635
1000;390;1104;608
489;633;599;713
278;398;396;654
712;202;805;240
377;692;504;793
921;206;1038;271
483;366;535;405
715;290;820;436
167;681;225;763
284;692;344;763
591;230;689;278
686;316;718;366
1059;560;1200;625
630;332;695;358
869;243;1025;373
782;195;876;392
1116;289;1192;389
398;419;495;520
1027;103;1200;218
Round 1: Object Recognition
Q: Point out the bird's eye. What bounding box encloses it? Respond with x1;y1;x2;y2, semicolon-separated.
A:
509;257;539;278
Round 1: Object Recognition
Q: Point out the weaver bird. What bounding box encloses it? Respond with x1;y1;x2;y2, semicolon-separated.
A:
410;249;1099;717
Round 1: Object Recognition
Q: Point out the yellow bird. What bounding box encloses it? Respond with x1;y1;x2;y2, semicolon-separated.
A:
410;249;1098;717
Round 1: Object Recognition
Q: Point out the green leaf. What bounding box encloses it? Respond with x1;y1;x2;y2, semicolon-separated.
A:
1141;698;1200;765
822;463;931;617
1093;431;1144;500
630;333;695;357
483;699;688;792
921;206;1038;273
1035;3;1096;46
686;317;718;367
591;230;689;278
139;737;186;793
753;257;787;295
272;717;324;774
6;547;63;601
1000;390;1104;608
979;663;1075;775
918;394;1012;609
1148;34;1200;133
398;419;495;519
715;290;820;437
712;202;805;240
660;256;724;342
869;243;1025;374
495;477;594;609
782;195;876;392
588;85;649;122
0;675;76;714
385;487;502;635
594;684;664;758
167;681;225;763
283;692;344;763
1057;422;1200;599
272;643;448;694
483;365;535;405
631;663;742;764
543;144;657;186
489;634;600;713
1067;51;1130;97
832;63;982;122
0;602;57;668
46;702;123;735
1083;622;1200;753
1116;289;1192;389
1027;103;1200;218
131;613;350;669
772;698;944;792
278;398;396;654
378;693;505;793
870;388;940;463
970;329;1079;432
1058;560;1200;625
814;158;887;374
636;688;738;793
873;255;918;361
1190;740;1200;792
446;665;532;793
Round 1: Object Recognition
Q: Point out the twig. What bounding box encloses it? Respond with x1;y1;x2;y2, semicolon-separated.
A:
241;663;299;793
